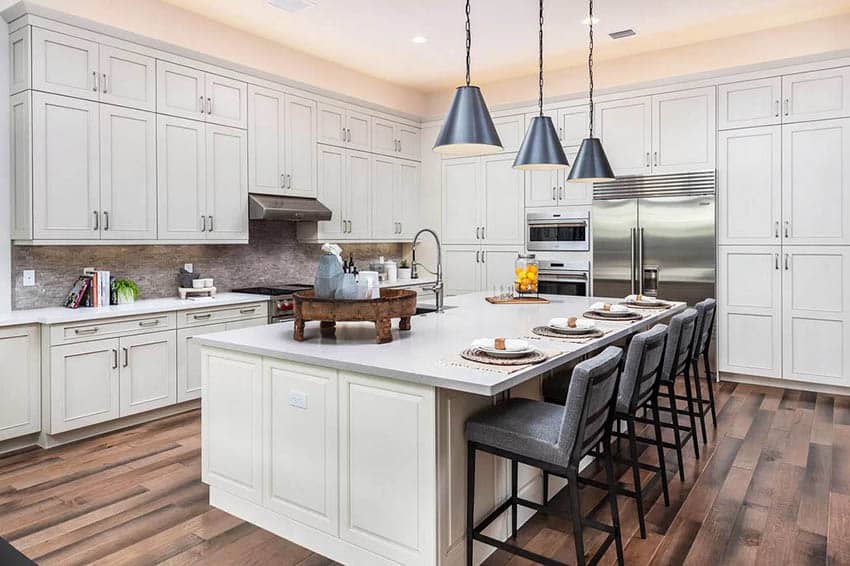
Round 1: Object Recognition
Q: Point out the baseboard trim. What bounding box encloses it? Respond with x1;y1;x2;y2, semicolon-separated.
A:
720;372;850;397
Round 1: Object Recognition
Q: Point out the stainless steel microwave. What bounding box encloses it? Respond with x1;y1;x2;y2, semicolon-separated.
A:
526;210;590;252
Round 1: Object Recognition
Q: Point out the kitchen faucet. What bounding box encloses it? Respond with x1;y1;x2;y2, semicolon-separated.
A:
411;228;444;313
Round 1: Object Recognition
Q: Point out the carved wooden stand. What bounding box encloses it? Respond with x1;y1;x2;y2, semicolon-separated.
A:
293;289;417;344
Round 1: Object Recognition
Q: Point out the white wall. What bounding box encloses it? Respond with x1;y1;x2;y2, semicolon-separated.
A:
0;18;9;313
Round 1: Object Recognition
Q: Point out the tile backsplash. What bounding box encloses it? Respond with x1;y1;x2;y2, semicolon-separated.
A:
12;221;405;310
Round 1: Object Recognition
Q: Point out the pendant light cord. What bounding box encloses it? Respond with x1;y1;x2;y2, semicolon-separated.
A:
538;0;544;116
465;0;471;87
587;0;595;137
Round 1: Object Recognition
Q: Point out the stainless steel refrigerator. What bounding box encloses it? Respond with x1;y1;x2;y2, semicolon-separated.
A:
592;171;716;308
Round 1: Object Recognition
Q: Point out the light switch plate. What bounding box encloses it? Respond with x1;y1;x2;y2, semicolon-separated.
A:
22;270;35;287
288;390;308;410
184;263;194;273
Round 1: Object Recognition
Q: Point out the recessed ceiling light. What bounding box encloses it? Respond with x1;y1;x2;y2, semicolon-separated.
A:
267;0;318;12
581;16;600;26
411;36;428;44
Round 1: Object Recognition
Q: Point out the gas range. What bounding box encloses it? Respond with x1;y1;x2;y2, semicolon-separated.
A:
231;284;313;323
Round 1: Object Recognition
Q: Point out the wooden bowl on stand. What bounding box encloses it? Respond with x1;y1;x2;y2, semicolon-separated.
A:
292;288;418;344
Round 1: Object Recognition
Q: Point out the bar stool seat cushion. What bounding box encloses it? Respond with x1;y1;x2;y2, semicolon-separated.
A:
466;398;568;465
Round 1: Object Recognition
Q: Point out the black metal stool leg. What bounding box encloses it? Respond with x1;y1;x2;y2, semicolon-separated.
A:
511;459;519;539
704;353;718;428
651;396;670;506
542;471;549;505
626;417;647;538
682;368;701;460
568;468;586;566
604;445;625;565
466;443;476;566
691;359;709;444
666;382;686;481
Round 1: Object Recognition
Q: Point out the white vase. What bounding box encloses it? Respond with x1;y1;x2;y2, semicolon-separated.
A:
117;289;135;305
398;268;412;280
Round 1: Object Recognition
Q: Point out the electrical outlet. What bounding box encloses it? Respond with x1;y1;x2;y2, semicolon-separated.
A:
184;263;194;273
287;390;308;410
22;270;35;287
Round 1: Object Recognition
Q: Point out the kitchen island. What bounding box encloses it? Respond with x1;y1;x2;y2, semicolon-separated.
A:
196;292;685;566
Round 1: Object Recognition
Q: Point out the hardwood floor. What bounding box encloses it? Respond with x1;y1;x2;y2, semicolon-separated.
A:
0;381;846;565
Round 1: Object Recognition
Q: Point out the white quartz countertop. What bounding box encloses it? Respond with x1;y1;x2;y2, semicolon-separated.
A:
195;292;686;396
0;292;271;328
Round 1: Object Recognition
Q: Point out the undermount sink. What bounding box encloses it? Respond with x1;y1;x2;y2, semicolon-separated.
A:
414;305;455;316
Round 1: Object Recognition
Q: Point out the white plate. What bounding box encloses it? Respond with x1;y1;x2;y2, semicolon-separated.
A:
548;324;596;335
472;339;534;358
548;318;597;334
590;308;634;317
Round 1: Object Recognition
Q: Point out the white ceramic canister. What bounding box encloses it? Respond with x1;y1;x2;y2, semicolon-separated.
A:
358;271;381;299
384;260;398;282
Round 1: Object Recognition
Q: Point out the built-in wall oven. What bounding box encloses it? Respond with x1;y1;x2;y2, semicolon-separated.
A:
537;260;590;296
526;210;590;252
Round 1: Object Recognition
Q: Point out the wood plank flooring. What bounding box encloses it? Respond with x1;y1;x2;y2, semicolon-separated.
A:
0;381;846;565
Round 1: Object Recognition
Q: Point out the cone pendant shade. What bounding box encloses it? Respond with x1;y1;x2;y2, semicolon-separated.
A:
513;116;568;170
566;137;615;182
433;85;503;156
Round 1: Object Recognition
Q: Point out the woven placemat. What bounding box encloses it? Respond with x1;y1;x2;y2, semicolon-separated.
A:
619;301;673;310
460;348;548;366
531;326;606;340
583;310;643;321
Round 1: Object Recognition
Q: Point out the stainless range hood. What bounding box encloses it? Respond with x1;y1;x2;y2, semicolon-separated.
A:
248;194;332;222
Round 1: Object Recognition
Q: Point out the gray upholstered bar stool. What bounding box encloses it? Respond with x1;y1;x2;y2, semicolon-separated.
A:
689;298;718;444
465;347;625;566
588;324;670;540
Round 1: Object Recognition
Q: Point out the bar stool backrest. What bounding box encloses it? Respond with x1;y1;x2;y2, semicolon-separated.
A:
559;346;623;467
661;309;698;382
619;324;668;413
693;298;717;359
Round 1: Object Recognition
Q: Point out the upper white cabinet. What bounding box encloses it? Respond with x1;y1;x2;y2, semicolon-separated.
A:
596;96;652;176
9;27;31;94
0;325;40;442
247;85;316;198
317;102;371;151
372;156;419;239
718;77;782;130
372;117;420;160
205;124;249;240
157;61;247;128
32;28;155;111
556;105;590;147
442;158;481;244
524;117;593;208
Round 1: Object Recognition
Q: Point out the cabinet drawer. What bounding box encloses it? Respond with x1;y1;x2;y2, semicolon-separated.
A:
51;312;176;345
179;302;268;328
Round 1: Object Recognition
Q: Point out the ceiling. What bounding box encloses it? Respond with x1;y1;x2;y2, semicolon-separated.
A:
162;0;850;92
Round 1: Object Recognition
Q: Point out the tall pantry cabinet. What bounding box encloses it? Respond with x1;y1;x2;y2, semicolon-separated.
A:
717;67;850;387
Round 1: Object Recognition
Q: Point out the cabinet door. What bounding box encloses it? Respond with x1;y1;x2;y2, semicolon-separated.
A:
782;247;850;386
596;97;652;176
119;330;177;417
285;94;317;198
9;27;31;94
557;106;590;147
157;115;207;240
371;155;396;239
316;144;346;238
492;114;525;154
562;146;593;205
482;154;524;245
31;28;98;101
444;246;482;295
99;45;155;111
397;124;421;160
0;325;40;442
783;67;850;123
205;124;248;241
177;323;227;403
782;119;850;245
205;73;247;129
317;102;346;146
248;85;286;195
651;87;716;174
717;126;782;245
481;246;521;291
525;169;559;208
157;61;205;120
201;348;262;503
32;92;100;240
372;118;397;157
263;360;339;535
717;246;782;378
396;160;420;239
344;150;372;238
718;77;781;130
50;338;120;434
100;104;157;240
346;110;372;152
442;158;482;244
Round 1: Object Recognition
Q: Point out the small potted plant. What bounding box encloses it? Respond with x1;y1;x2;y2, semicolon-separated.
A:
113;278;140;305
398;259;412;280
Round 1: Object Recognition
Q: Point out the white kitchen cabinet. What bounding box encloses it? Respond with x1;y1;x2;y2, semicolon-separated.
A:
263;360;339;535
651;87;716;174
0;325;40;442
783;67;850;124
717;126;782;245
9;27;31;95
372;156;419;239
157;115;207;240
397;123;421;161
596;96;652;176
317;102;371;151
205;73;248;129
338;371;436;566
31;27;98;101
557;106;590;147
718;77;782;130
99;104;157;240
119;330;177;417
178;323;227;403
396;159;420;238
372;118;420;160
525;168;560;208
717;246;782;378
563;146;594;205
344;150;372;238
481;247;522;291
31;92;100;240
98;45;156;112
782;118;850;245
313;144;346;239
205;124;248;241
10;92;31;240
285;94;318;197
50;338;121;434
157;61;247;128
781;247;850;387
444;244;522;295
442;157;481;244
481;153;524;244
492;114;525;154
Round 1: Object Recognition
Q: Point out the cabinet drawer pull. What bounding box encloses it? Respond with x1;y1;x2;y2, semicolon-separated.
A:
103;211;109;231
481;250;486;263
559;186;564;200
122;347;129;368
287;174;292;189
481;226;485;240
193;313;212;320
774;99;780;117
92;71;98;92
138;320;160;327
102;73;108;93
784;98;790;116
775;253;779;270
240;308;257;314
552;187;557;201
475;250;480;263
112;349;118;369
280;173;286;189
774;220;779;238
75;327;99;335
653;151;658;166
208;216;214;232
200;96;205;114
785;253;790;270
784;220;790;238
207;97;213;115
201;215;206;232
645;152;650;167
93;211;99;231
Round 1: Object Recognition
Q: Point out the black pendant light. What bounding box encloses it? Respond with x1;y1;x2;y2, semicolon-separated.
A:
514;0;568;170
433;0;502;156
567;0;615;182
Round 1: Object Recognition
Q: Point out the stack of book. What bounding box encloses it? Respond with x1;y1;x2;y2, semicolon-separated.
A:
64;270;112;309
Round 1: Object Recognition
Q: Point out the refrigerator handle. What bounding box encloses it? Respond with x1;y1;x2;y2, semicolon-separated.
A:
638;227;645;295
629;228;636;294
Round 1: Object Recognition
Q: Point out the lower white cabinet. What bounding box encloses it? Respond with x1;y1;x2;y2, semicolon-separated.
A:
443;245;523;295
119;330;177;417
0;325;40;442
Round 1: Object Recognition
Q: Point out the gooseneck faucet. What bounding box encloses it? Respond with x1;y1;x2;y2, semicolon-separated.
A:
411;228;444;313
